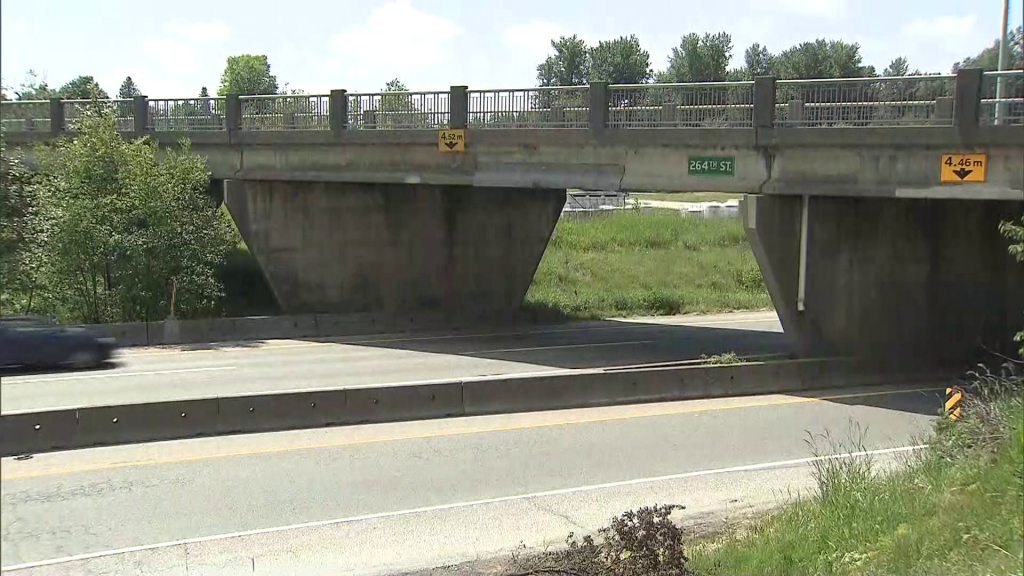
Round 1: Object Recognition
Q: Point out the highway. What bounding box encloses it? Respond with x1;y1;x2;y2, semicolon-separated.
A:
1;382;943;575
1;311;788;412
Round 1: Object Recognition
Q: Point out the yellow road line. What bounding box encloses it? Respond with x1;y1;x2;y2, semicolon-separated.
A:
0;385;940;481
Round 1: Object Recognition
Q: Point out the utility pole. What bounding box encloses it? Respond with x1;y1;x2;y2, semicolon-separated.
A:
994;0;1010;124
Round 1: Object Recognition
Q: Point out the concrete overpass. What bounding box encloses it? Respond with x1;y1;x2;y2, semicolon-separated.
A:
3;69;1023;364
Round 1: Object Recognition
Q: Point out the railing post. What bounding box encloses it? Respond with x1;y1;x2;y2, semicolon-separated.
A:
225;94;241;137
934;96;954;125
787;100;805;125
133;96;148;136
588;81;609;132
329;89;348;133
954;67;982;137
449;85;468;129
363;109;377;129
753;76;776;129
660;103;677;127
49;98;64;135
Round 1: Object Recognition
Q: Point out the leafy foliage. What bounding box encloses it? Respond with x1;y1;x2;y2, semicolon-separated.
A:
954;26;1023;71
0;133;41;315
118;76;142;99
665;32;733;82
18;109;234;323
217;54;278;96
590;35;652;84
537;35;591;87
12;70;53;101
1000;216;1024;356
57;75;109;100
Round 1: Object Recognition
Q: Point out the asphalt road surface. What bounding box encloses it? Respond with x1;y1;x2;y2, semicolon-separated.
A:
1;382;944;574
1;311;788;412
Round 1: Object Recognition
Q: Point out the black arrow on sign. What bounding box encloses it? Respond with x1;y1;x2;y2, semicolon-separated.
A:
952;167;973;180
444;140;458;150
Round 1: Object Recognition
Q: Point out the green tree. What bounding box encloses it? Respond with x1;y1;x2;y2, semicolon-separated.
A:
14;70;53;100
589;35;652;84
537;35;591;86
57;75;109;99
954;26;1023;71
118;76;141;99
217;54;278;96
773;39;866;79
883;57;910;77
0;134;41;314
199;86;210;98
31;109;233;323
745;43;775;78
665;32;733;82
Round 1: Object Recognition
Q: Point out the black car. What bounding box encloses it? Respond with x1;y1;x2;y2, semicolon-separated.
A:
0;316;119;369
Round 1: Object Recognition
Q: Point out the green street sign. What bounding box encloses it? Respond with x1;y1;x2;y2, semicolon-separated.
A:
688;156;735;176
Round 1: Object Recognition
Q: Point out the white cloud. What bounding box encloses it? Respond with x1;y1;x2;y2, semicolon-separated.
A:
329;0;462;86
902;14;977;37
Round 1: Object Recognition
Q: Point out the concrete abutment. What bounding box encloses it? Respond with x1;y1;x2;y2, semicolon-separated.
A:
743;194;1024;366
224;179;565;318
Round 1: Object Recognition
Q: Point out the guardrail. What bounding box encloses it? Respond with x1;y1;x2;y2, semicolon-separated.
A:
0;68;1020;137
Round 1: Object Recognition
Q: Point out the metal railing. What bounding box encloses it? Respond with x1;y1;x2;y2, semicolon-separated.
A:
347;91;450;129
0;100;51;133
775;75;956;127
609;82;754;128
240;94;330;130
979;70;1024;126
468;86;589;128
148;98;227;131
2;72;1021;135
63;99;134;132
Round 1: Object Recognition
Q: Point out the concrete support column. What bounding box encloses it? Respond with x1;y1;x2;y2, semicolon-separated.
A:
742;194;1024;367
753;76;776;129
49;98;64;135
225;94;241;140
224;180;566;319
588;82;609;132
329;89;348;133
449;85;468;129
954;67;982;139
133;96;148;137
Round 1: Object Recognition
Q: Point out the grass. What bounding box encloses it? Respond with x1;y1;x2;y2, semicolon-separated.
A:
688;369;1024;576
631;192;745;203
524;210;771;319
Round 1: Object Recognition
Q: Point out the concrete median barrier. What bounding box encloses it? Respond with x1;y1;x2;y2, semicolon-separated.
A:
75;399;221;450
343;382;464;425
0;409;79;456
218;390;348;434
0;359;946;457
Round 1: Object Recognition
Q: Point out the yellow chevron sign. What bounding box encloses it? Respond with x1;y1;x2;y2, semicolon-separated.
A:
945;387;962;420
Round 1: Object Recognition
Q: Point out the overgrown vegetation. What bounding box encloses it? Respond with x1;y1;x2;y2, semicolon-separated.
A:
0;108;236;322
699;352;741;365
631;192;743;204
505;366;1024;576
1001;215;1024;357
524;211;770;319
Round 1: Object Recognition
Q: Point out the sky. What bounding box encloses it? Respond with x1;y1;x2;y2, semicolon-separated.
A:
1;0;1020;97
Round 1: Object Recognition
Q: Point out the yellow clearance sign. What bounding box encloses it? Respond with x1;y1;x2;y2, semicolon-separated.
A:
940;153;987;183
438;129;466;152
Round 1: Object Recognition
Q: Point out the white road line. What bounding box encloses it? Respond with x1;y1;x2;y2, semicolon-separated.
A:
2;366;237;385
464;340;654;354
0;444;925;572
